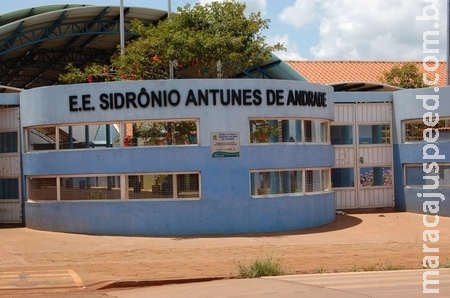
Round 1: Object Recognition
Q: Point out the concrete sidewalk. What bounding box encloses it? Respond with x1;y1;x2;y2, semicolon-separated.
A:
108;270;450;298
0;211;449;296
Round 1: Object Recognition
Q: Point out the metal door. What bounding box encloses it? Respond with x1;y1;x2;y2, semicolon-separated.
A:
0;108;22;223
332;103;394;209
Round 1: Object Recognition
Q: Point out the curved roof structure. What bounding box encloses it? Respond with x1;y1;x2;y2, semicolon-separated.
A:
0;4;306;94
0;5;168;92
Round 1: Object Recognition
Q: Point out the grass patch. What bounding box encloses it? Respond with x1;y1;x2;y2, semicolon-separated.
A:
237;254;286;278
361;262;403;272
314;265;328;274
381;262;402;271
438;258;450;268
362;263;379;271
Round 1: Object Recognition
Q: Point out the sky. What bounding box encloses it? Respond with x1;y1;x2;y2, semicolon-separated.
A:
0;0;446;61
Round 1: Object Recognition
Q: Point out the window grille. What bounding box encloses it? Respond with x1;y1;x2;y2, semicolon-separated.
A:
251;169;330;197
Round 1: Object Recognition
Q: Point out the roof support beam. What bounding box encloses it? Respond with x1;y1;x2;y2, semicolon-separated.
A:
25;8;113;88
5;22;24;49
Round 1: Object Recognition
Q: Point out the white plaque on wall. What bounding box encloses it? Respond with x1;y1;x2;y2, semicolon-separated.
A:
211;132;240;157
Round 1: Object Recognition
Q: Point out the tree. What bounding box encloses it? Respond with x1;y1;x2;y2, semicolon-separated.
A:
58;1;284;146
59;0;285;83
380;62;428;89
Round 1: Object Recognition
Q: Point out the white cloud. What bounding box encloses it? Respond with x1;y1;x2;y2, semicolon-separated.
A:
278;0;322;29
197;0;267;15
267;34;306;60
240;0;267;15
309;0;446;60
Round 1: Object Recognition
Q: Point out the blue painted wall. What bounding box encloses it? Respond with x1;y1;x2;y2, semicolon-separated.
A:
21;79;336;235
392;87;450;216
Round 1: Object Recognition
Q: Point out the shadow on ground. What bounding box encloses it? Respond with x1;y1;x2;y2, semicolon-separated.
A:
173;213;369;240
0;223;24;229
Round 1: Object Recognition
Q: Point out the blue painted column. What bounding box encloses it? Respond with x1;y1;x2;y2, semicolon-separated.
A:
249;121;254;143
372;125;382;144
250;173;255;195
68;126;73;149
295;120;301;142
106;124;111;148
85;125;90;148
297;171;302;192
343;126;352;144
269;120;280;194
342;126;353;186
105;124;112;190
281;120;291;193
372;125;383;186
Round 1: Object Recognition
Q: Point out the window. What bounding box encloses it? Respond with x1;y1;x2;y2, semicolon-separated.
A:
359;125;390;144
251;168;330;196
331;126;353;145
128;173;200;199
359;167;392;187
251;170;303;195
249;120;282;143
249;119;330;144
305;169;330;192
0;178;19;200
27;173;201;201
305;120;329;143
27;124;121;151
25;119;198;151
28;178;57;201
124;120;198;147
404;119;450;142
27;126;56;151
60;176;121;200
0;132;18;153
405;164;450;187
331;168;354;187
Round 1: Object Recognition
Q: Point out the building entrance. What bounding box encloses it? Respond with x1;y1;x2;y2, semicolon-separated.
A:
332;103;394;209
0;108;22;223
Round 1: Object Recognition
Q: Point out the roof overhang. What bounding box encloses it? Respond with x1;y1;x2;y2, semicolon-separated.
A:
0;5;168;92
330;81;403;92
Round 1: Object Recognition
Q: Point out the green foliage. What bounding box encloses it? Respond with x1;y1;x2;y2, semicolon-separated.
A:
129;121;197;146
59;63;114;84
237;254;286;278
90;191;107;200
250;120;279;143
380;62;428;89
59;0;285;82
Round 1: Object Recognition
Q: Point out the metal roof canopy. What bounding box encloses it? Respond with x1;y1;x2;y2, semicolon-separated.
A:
0;5;168;93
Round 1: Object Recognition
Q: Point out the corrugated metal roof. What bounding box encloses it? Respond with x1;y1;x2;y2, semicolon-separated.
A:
0;5;168;92
0;5;91;26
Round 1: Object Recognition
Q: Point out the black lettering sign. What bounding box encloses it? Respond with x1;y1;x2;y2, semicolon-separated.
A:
82;94;93;111
69;88;329;112
69;95;78;112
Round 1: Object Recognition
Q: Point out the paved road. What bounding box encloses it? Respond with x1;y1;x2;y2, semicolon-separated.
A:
107;269;450;298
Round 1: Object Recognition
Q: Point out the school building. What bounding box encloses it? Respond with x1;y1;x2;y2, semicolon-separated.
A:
0;5;448;235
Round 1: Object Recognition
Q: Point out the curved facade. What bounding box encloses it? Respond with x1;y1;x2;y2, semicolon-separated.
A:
393;87;450;216
20;79;336;235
